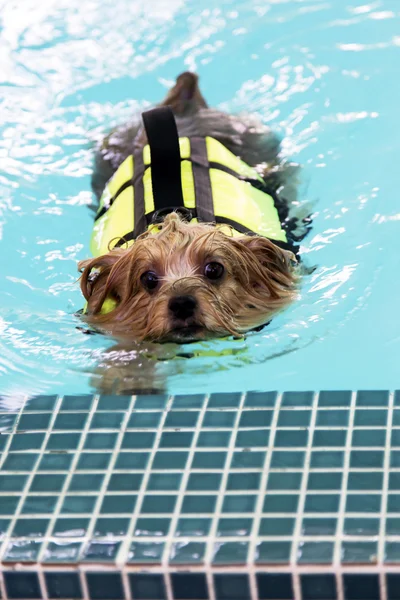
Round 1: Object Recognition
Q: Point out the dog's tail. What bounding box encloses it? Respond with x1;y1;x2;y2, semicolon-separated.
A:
159;72;208;116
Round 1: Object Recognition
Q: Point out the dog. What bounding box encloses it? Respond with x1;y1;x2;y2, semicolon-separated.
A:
78;72;309;343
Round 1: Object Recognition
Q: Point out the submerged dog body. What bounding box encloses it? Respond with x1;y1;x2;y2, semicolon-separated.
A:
79;72;307;342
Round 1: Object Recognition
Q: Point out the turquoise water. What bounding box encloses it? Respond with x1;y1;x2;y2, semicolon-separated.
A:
1;0;399;396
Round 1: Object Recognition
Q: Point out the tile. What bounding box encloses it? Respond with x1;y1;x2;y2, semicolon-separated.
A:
10;434;44;451
214;574;250;600
239;410;273;428
135;395;168;409
281;391;314;406
310;450;344;468
267;472;303;490
12;518;49;538
274;429;308;447
208;392;242;408
146;473;181;491
341;541;378;564
271;450;305;468
60;395;93;411
393;410;400;426
344;518;380;536
263;494;299;513
25;395;58;411
128;541;164;564
38;454;73;471
100;495;137;514
316;409;349;427
43;541;82;562
86;573;124;600
387;574;400;600
387;495;400;512
90;412;124;429
45;572;83;599
222;494;256;513
115;451;150;470
61;495;97;514
172;394;205;408
164;411;200;428
76;452;112;470
236;429;269;447
298;541;334;564
98;395;131;410
307;472;342;490
82;541;121;562
129;573;166;600
277;410;311;427
318;391;352;407
255;541;291;563
395;391;400;406
350;450;384;468
391;451;400;467
231;450;266;468
53;413;87;430
0;496;19;515
186;472;222;491
52;518;89;538
257;573;293;599
385;542;400;563
0;474;27;491
202;411;236;428
217;517;252;536
171;573;208;600
141;495;177;514
192;451;226;469
29;474;66;493
245;391;277;407
2;453;39;472
17;412;51;430
302;518;337;536
68;473;104;492
175;518;211;537
345;494;381;513
20;495;58;515
343;574;379;600
127;411;162;428
211;541;249;565
391;430;400;447
134;518;170;537
356;390;389;406
354;409;387;426
121;431;156;448
390;472;400;490
386;518;400;535
84;432;118;450
94;517;130;537
4;572;42;599
0;518;11;537
347;471;383;490
304;494;340;513
46;433;81;451
107;473;143;491
226;472;261;491
181;495;217;514
0;433;9;450
313;430;347;447
259;518;295;536
152;451;188;469
352;429;385;447
3;539;42;562
158;431;193;448
197;431;232;447
300;574;337;600
170;541;206;564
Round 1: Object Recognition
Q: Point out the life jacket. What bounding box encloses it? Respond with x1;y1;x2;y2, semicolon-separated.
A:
90;107;297;258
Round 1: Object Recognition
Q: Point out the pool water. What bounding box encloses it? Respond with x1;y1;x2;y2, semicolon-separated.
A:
1;0;399;396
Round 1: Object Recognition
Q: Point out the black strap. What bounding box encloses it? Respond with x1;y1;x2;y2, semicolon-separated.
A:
190;137;215;223
132;150;146;238
142;107;184;213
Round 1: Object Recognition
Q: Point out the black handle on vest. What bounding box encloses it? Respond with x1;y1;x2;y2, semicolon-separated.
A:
141;107;185;211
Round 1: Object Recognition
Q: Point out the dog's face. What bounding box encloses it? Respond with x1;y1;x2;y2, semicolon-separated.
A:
79;214;297;343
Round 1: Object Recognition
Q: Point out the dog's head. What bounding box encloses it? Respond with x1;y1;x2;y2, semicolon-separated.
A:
79;213;298;342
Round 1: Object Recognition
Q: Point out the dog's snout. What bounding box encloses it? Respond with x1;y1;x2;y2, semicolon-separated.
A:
169;295;197;320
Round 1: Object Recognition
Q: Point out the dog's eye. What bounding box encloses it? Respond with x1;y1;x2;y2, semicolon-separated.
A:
140;271;159;291
204;262;224;281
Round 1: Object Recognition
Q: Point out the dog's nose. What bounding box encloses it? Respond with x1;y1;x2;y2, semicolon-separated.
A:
169;295;197;320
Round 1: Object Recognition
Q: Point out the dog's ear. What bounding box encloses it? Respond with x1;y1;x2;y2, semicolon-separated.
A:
78;250;127;314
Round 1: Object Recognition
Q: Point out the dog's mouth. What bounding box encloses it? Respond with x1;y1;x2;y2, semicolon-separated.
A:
164;324;206;343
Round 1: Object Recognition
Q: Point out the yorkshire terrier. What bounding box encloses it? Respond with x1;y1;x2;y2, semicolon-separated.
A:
79;72;309;343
